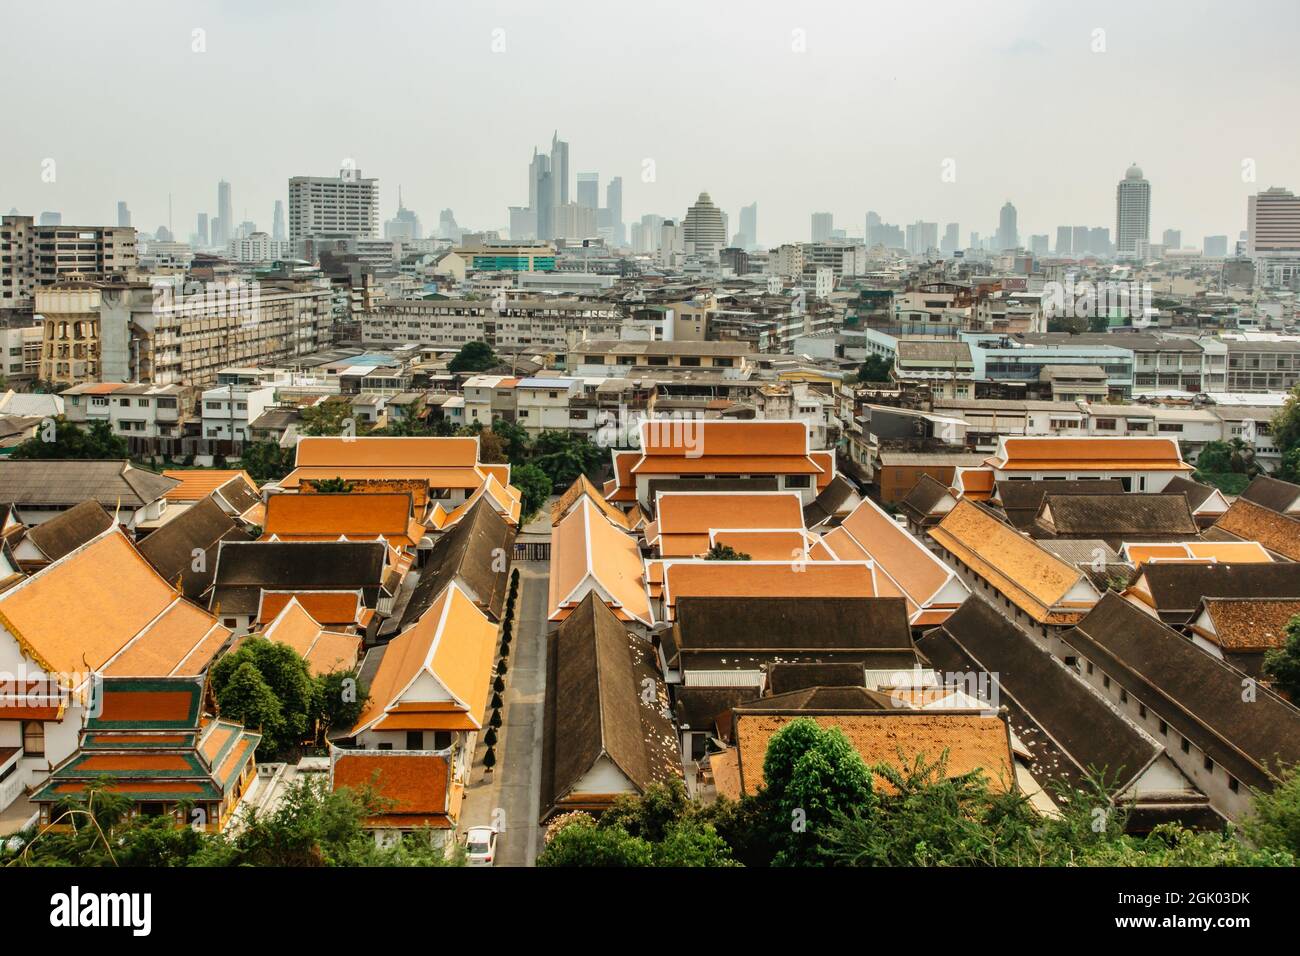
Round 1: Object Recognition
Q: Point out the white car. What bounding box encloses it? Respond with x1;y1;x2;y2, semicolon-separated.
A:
465;826;499;866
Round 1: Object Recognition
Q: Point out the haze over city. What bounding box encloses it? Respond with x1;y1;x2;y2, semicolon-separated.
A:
2;0;1298;244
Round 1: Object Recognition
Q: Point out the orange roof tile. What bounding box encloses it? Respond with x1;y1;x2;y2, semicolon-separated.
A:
257;590;361;626
0;531;226;684
661;560;875;618
263;492;421;545
351;582;497;735
548;497;651;625
988;436;1192;472
832;498;963;612
710;530;810;561
733;712;1015;795
1214;498;1300;561
162;469;258;502
640;420;809;457
1126;540;1274;565
295;436;480;469
332;750;450;818
928;500;1096;625
656;492;805;536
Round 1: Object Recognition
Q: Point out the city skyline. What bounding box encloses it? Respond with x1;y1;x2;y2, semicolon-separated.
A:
2;1;1297;244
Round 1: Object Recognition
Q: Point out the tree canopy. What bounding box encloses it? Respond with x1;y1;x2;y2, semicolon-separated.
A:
9;417;128;460
448;341;499;374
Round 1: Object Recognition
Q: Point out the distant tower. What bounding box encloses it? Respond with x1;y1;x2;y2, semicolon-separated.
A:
272;200;286;242
1116;164;1151;259
682;193;727;260
997;201;1018;250
216;180;233;247
117;201;131;228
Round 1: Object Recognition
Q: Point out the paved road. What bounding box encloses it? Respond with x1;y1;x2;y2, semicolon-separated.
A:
459;561;548;866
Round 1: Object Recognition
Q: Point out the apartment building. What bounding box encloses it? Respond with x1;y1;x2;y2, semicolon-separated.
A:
288;169;379;242
0;215;137;309
361;297;624;354
61;381;192;449
0;312;42;383
569;339;753;377
96;278;335;387
200;384;275;445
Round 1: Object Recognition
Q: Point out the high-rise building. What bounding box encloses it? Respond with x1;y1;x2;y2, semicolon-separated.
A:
38;212;61;226
1073;226;1090;257
384;187;422;241
1247;187;1300;286
439;209;463;243
811;212;834;242
555;202;597;239
997;201;1018;250
738;202;758;250
287;168;379;242
634;214;665;254
1055;226;1072;256
1089;227;1111;256
1204;235;1229;257
905;221;938;255
215;180;233;248
529;148;554;241
272;200;286;242
605;176;623;246
117;202;131;228
551;131;569;208
196;213;209;248
941;222;960;254
1115;164;1151;259
659;219;685;266
1162;228;1182;250
576;173;599;211
1029;234;1049;256
682;193;727;260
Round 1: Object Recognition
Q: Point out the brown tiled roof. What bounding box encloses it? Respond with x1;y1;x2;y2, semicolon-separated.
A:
540;592;680;820
1034;493;1199;543
1197;597;1300;652
1239;475;1300;515
994;479;1125;531
1063;593;1300;791
917;597;1160;798
137;497;250;601
1215;497;1300;561
1129;561;1300;620
23;499;113;562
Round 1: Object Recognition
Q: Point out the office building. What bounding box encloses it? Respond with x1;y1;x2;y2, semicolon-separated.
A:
577;173;599;211
683;193;727;260
1116;164;1151;258
288;168;380;242
117;202;131;228
811;212;834;242
0;216;138;309
997;201;1018;250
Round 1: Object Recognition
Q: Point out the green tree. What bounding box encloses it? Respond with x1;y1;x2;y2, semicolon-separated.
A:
1273;385;1300;458
211;641;317;757
705;544;751;561
301;397;359;437
511;462;552;521
1243;764;1300;858
857;355;893;384
10;417;129;460
492;417;530;463
1263;616;1300;700
313;669;369;740
308;477;354;494
761;718;875;865
1196;440;1234;474
530;429;605;487
448;341;498;373
240;441;292;482
537;817;653;867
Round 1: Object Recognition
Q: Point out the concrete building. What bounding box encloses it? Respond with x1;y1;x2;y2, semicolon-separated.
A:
1247;187;1300;287
288;168;380;242
1116;164;1151;259
683;193;727;260
1;216;137;309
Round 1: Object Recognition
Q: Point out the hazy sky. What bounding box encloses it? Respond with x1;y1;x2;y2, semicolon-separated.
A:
3;0;1297;246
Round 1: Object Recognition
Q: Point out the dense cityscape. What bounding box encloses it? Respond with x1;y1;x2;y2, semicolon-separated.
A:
0;0;1296;937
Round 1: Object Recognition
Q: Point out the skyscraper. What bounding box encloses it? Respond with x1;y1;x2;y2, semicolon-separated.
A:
1055;225;1072;256
738;202;758;250
997;201;1018;250
1162;228;1181;250
215;180;233;248
1115;164;1151;259
1029;234;1049;256
551;132;569;207
196;212;209;248
528;148;553;240
941;222;960;254
273;200;286;242
605;176;623;246
682;193;726;260
811;212;834;242
117;201;131;228
1073;226;1090;257
384;187;422;240
576;173;599;211
1204;235;1228;257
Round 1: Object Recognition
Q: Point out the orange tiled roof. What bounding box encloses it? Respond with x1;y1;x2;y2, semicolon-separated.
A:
952;467;995;500
257;590;362;626
263;492;423;546
661;560;875;619
1126;540;1274;565
548;497;651;625
262;598;361;675
0;530;227;685
988;436;1192;472
351;582;497;735
834;497;958;610
295;435;480;469
332;749;451;824
732;712;1015;795
928;499;1095;625
1196;598;1300;652
640;420;809;457
163;470;258;502
710;529;810;561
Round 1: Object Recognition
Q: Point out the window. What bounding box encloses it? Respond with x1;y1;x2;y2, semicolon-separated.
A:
1086;661;1093;675
433;731;452;750
1228;776;1239;793
785;475;811;489
1181;737;1191;754
378;742;393;751
1138;704;1147;719
1102;675;1110;689
1119;689;1128;704
22;720;44;756
1158;719;1168;736
1203;756;1214;773
405;731;423;750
